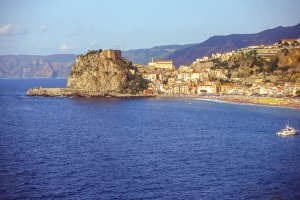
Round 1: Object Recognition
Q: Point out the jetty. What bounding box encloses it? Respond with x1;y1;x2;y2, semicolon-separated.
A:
26;87;155;98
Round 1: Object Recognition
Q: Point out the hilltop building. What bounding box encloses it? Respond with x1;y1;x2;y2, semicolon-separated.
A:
148;59;174;69
102;49;122;60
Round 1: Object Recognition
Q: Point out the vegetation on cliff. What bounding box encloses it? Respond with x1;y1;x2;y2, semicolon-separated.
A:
212;48;300;83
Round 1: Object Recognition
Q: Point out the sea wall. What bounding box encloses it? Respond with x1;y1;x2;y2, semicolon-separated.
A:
26;87;105;97
26;87;155;98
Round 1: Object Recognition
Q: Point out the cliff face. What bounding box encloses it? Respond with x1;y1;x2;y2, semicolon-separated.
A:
277;49;300;68
67;51;133;94
27;50;149;97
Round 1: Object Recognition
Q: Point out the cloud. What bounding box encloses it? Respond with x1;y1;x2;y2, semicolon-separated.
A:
59;43;74;51
40;26;49;32
0;24;26;36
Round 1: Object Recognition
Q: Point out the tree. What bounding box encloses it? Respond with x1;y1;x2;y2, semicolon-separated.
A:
292;41;298;47
124;73;149;94
283;42;289;47
282;48;289;56
296;90;300;97
281;66;289;78
269;57;278;72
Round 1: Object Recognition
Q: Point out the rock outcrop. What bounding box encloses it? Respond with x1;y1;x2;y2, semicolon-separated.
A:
67;51;133;93
27;50;149;97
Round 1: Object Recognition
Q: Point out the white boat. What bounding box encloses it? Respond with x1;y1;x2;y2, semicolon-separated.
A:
276;124;298;136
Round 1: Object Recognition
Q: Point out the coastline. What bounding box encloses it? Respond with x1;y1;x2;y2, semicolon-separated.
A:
26;87;300;109
192;95;300;110
154;94;300;109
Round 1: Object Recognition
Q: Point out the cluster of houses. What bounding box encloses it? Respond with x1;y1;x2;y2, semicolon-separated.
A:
140;39;300;97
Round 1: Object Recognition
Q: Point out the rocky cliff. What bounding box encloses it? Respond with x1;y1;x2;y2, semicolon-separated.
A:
67;52;129;93
226;48;300;82
27;50;149;97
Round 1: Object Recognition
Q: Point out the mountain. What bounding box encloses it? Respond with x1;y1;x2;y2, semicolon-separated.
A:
124;23;300;67
122;44;194;65
0;54;77;78
1;23;300;78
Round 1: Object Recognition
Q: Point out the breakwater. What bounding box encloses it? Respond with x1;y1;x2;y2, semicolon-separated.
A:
26;87;155;98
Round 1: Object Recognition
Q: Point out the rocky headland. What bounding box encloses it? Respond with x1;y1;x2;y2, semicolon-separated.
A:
27;50;150;97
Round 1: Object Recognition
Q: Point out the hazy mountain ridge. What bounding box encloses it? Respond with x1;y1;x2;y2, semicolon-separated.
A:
1;23;299;78
122;44;194;65
0;54;77;78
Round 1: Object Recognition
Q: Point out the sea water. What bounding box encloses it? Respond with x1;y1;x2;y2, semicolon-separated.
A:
0;79;300;199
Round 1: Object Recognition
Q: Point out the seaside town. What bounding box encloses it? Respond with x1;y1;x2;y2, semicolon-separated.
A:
27;39;300;108
138;39;300;98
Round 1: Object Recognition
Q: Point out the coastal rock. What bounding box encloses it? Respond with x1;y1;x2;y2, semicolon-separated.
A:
67;51;133;94
27;50;149;97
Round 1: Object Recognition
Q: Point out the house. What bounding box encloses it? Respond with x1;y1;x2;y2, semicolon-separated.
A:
197;83;219;94
191;72;200;82
172;83;189;94
284;82;300;96
212;53;222;59
220;83;236;93
144;89;154;95
142;72;158;82
179;83;189;94
178;65;192;73
168;77;175;85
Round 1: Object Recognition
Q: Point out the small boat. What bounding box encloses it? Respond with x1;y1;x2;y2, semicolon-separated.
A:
276;123;298;137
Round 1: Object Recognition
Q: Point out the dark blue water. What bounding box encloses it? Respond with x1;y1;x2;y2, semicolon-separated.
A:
0;79;300;199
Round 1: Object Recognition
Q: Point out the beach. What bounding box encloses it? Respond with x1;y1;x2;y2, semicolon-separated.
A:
156;94;300;109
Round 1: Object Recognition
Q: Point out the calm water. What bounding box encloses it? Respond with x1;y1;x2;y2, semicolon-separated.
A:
0;79;300;199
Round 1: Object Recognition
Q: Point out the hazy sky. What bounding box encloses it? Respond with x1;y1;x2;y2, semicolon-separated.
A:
0;0;300;55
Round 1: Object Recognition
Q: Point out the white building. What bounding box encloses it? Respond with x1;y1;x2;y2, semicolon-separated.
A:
148;59;174;69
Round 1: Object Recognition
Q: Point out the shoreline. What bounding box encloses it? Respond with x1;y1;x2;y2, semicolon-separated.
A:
154;94;300;109
26;87;300;109
192;95;300;110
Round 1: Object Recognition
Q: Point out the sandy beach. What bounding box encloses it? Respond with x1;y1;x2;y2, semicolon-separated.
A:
156;94;300;109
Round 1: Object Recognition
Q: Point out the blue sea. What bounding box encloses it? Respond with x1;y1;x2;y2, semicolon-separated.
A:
0;79;300;199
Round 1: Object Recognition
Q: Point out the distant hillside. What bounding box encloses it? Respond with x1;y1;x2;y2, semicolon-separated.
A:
124;23;300;67
122;44;194;65
1;23;300;78
0;54;77;78
225;48;300;83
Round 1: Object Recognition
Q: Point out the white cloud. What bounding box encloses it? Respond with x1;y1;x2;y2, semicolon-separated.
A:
40;26;49;32
0;24;26;36
59;43;74;51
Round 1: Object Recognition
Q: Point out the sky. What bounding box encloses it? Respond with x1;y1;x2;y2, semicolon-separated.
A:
0;0;300;55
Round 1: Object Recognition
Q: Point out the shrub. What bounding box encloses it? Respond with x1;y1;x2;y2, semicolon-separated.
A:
296;90;300;97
